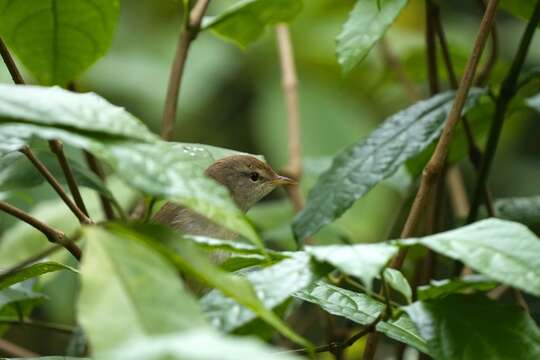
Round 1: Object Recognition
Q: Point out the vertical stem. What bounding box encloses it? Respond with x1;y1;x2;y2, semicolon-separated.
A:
49;140;89;216
425;0;440;94
21;146;92;225
468;0;540;223
84;151;115;220
362;1;500;358
161;0;211;140
475;0;499;86
276;24;304;213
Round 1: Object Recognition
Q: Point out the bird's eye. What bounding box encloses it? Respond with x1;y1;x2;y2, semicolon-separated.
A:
249;172;260;182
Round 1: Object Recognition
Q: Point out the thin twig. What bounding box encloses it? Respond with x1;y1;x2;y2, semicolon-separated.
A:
379;38;422;102
84;151;115;220
363;1;500;358
468;0;540;223
20;146;92;225
279;314;384;355
0;38;24;84
0;202;81;260
0;319;75;334
0;338;39;357
161;0;211;140
49;140;89;216
434;7;496;216
276;24;304;214
426;0;440;95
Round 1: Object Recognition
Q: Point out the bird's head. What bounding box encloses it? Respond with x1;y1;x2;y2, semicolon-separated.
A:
205;155;295;211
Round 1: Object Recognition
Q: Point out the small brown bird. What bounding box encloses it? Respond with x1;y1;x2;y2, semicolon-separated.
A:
153;155;295;239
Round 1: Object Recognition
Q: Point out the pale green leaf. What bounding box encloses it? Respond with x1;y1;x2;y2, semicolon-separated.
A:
337;0;408;73
383;268;412;303
417;275;498;301
202;0;303;47
0;261;77;290
78;226;206;352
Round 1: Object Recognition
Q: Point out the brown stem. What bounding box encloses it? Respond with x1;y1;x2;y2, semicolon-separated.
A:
20;146;92;225
379;38;422;102
84;151;115;220
363;1;500;358
434;7;496;217
49;140;89;216
426;0;440;95
0;38;24;85
0;339;38;358
475;0;499;86
276;24;304;213
161;0;211;140
0;202;81;260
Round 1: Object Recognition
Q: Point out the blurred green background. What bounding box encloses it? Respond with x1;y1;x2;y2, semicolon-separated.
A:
1;0;540;356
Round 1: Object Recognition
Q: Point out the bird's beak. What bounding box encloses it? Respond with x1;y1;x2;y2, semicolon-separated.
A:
271;175;297;186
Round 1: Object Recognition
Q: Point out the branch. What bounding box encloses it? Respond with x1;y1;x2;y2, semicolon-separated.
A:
280;314;384;355
84;151;115;220
161;0;211;140
468;0;540;223
0;37;24;84
275;24;304;213
0;201;81;261
426;0;440;95
49;140;89;216
20;146;92;225
0;339;38;358
475;0;499;86
434;6;496;217
362;1;500;358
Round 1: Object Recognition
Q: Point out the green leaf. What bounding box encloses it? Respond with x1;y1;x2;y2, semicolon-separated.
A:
0;0;119;85
417;275;498;301
383;268;412;303
104;141;263;248
293;90;485;241
202;0;303;47
336;0;408;73
0;85;157;143
108;224;313;350
305;243;398;289
0;282;46;313
0;261;77;290
201;253;319;332
398;219;540;297
495;196;540;230
501;0;540;26
406;295;540;360
98;329;303;360
78;226;206;352
295;281;428;354
526;94;540;113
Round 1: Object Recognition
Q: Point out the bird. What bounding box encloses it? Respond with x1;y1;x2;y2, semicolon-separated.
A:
152;154;296;239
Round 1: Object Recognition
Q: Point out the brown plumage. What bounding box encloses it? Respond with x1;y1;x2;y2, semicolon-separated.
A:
152;155;295;239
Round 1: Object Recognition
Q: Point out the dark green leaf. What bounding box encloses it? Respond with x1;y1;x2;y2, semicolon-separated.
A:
501;0;540;26
0;0;119;85
295;281;428;354
98;329;303;360
0;85;157;142
383;268;412;303
0;282;46;313
201;253;318;332
109;224;312;350
398;219;540;297
417;275;498;301
406;295;540;360
337;0;408;73
0;261;77;290
305;243;398;289
78;226;206;352
293;90;485;241
202;0;303;47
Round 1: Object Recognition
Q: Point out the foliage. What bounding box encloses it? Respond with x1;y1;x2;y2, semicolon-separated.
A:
1;0;540;359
